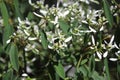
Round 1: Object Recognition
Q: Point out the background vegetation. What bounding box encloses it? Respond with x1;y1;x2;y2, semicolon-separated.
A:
0;0;120;80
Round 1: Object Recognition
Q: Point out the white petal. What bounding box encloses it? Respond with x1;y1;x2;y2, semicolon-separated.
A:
24;30;30;36
40;10;47;16
28;37;37;40
100;26;104;31
18;17;23;24
103;51;108;58
96;52;102;59
65;36;72;42
6;39;11;44
95;58;101;61
115;51;120;56
89;26;96;33
114;43;119;49
109;35;114;44
22;73;28;77
91;35;95;45
33;12;43;18
48;45;53;49
63;10;69;16
109;58;118;61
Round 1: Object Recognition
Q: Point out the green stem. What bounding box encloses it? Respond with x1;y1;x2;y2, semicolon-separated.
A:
77;55;82;69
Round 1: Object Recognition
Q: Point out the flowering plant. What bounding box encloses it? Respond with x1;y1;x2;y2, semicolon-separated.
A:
0;0;120;80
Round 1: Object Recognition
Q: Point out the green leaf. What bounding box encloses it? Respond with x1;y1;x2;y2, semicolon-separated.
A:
102;0;113;27
104;58;110;80
40;30;48;49
54;62;65;79
3;25;13;47
92;71;104;80
0;0;9;27
13;0;22;18
3;69;13;80
0;1;13;47
79;66;88;77
81;59;88;65
59;19;69;34
89;55;95;72
27;12;35;20
117;63;120;76
9;43;19;71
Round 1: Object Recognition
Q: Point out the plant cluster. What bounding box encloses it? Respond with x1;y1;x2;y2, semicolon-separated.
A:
0;0;120;80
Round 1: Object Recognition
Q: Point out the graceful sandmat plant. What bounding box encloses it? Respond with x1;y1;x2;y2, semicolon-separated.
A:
0;0;120;80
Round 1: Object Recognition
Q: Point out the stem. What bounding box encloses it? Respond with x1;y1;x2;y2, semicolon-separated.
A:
77;55;82;69
23;48;27;73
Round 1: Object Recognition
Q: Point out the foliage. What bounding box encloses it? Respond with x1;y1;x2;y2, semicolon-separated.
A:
0;0;120;80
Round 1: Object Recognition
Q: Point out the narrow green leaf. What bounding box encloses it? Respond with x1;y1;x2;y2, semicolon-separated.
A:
81;59;88;65
117;63;120;79
102;0;113;27
89;55;95;72
104;58;110;80
54;62;65;79
0;0;9;27
3;26;13;47
13;0;22;18
59;19;69;33
9;43;19;71
0;1;13;47
92;71;104;80
40;30;48;49
79;66;88;77
3;69;13;80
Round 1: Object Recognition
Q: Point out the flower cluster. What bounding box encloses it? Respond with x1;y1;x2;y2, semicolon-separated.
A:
6;0;119;62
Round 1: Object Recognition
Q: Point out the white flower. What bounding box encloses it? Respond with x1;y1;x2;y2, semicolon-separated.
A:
104;35;115;50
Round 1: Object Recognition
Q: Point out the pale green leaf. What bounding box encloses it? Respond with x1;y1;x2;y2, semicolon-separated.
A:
9;43;19;71
59;19;69;34
40;30;48;49
104;58;110;80
3;69;13;80
54;62;65;79
0;1;13;47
